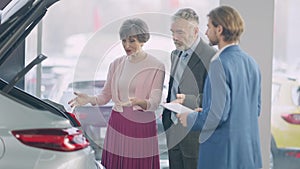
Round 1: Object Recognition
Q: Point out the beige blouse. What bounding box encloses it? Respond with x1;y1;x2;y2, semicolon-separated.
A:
95;53;165;112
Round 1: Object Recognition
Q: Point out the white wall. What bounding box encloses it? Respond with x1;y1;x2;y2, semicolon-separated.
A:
220;1;274;169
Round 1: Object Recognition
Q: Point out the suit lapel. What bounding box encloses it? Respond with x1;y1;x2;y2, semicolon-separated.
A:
170;51;182;76
166;50;182;102
179;39;212;84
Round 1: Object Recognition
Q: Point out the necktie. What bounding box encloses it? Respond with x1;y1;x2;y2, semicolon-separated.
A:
180;52;188;60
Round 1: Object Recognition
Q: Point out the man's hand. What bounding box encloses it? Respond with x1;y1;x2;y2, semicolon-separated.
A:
194;107;203;112
171;94;186;104
176;112;190;127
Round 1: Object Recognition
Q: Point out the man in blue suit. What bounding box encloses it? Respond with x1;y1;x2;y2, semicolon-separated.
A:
177;5;263;169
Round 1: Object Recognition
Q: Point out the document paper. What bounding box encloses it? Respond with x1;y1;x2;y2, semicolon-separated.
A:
161;102;194;114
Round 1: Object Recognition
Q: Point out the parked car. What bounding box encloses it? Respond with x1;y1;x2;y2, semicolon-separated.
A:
58;80;111;160
0;0;100;168
0;87;100;168
271;74;300;163
59;80;169;167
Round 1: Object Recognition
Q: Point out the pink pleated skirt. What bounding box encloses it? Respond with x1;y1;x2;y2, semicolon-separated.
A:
101;107;160;169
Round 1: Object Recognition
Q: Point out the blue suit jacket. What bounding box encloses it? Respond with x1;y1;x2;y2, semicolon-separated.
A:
187;45;262;169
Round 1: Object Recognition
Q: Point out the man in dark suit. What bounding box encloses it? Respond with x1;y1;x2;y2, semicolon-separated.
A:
162;8;217;169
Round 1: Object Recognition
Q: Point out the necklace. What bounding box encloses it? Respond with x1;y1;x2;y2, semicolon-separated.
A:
128;51;147;63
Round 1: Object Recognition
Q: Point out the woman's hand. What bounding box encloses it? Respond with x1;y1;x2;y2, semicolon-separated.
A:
129;97;147;110
68;92;93;108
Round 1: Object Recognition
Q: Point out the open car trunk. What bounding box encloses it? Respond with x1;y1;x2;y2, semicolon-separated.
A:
0;0;81;127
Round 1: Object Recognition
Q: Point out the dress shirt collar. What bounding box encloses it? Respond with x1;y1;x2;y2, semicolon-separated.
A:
211;43;237;62
186;35;200;55
180;35;200;60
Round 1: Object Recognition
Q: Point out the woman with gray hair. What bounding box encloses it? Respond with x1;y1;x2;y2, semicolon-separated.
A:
68;18;165;169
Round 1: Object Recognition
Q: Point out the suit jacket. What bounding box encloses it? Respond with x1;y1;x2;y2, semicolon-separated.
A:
162;39;217;156
187;45;262;169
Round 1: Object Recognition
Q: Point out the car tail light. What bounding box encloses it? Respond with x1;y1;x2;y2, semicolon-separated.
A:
66;112;82;127
286;151;300;158
281;113;300;124
12;128;89;152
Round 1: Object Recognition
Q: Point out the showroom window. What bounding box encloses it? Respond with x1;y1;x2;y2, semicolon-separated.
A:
271;0;300;168
25;0;219;100
23;0;300;168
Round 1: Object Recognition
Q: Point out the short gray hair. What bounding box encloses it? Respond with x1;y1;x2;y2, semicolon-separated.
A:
172;8;199;24
119;18;150;43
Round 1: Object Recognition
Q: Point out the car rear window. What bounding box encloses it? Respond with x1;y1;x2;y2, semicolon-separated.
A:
0;79;67;117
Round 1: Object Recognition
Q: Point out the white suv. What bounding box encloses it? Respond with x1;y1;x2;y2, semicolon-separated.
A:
0;0;100;168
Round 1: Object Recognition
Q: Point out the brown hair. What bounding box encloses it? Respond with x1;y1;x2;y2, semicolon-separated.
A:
207;6;244;42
